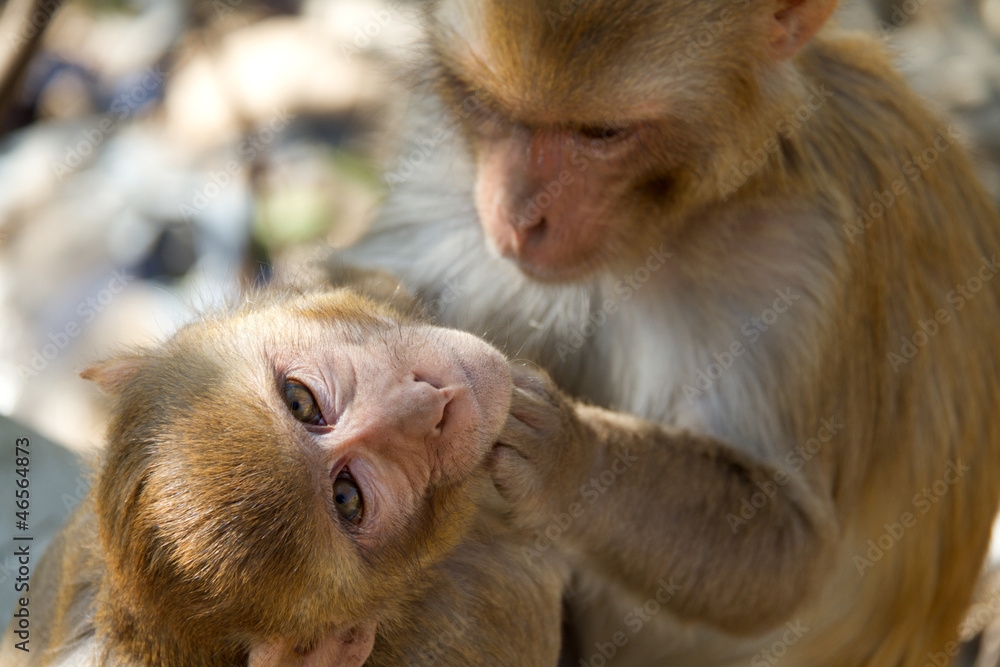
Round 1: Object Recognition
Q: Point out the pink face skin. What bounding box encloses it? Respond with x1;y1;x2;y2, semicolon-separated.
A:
271;321;512;540
474;123;643;282
247;315;511;667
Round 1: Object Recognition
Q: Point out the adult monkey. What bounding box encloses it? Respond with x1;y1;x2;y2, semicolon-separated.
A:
338;0;1000;664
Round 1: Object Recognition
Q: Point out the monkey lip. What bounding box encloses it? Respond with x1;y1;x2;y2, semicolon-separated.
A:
507;253;593;283
491;228;595;282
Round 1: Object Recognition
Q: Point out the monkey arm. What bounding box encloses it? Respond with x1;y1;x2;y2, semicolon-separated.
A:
573;406;837;634
494;370;838;636
371;510;568;667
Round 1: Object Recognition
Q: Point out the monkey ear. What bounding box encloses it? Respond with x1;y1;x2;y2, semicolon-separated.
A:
80;356;146;394
769;0;838;60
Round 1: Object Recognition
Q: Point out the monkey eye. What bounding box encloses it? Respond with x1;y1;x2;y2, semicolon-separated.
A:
577;123;632;142
333;470;364;525
283;380;324;425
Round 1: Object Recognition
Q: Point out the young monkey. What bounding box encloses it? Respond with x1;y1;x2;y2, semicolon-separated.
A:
0;287;572;666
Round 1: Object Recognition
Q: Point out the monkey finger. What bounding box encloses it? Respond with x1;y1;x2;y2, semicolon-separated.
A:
248;622;376;667
509;362;560;401
489;444;544;502
498;409;551;453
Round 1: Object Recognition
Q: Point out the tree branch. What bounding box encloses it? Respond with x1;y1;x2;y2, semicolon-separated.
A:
0;0;66;132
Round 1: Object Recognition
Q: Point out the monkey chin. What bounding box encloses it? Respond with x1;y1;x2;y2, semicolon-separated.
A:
434;327;514;455
489;238;601;284
480;212;609;283
513;258;592;284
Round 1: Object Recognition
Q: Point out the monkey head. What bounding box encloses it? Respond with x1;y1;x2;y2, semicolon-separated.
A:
429;0;838;281
81;288;512;665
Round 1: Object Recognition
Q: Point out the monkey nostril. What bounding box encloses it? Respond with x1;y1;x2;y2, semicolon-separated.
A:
413;372;443;390
518;217;547;248
435;398;453;433
409;372;452;435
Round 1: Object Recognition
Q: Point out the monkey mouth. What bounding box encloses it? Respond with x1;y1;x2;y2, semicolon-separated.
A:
493;227;603;283
509;255;596;283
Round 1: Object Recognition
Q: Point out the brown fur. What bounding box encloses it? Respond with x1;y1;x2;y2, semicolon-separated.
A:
338;0;1000;664
0;288;566;666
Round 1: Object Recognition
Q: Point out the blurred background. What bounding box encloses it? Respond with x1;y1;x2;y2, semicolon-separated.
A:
1;0;999;642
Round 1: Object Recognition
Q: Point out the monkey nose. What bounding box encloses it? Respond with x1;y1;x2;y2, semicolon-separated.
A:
395;374;453;439
511;215;548;253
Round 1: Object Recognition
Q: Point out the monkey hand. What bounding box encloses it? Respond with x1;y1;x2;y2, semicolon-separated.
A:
491;362;592;534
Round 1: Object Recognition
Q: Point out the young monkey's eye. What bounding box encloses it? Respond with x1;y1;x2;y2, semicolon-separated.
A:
333;471;363;525
284;380;323;425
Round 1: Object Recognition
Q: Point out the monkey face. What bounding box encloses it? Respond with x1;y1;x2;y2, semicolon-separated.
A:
84;288;512;656
430;0;775;282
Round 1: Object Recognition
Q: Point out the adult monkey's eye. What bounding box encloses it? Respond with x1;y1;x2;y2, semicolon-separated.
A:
284;380;323;425
333;471;363;525
578;123;631;142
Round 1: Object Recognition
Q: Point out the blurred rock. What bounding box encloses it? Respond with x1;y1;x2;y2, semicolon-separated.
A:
874;0;1000;204
0;119;252;450
302;0;423;58
164;17;389;149
45;0;185;79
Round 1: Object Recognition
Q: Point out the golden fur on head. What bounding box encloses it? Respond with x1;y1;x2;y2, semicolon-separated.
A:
68;288;516;665
1;284;568;666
